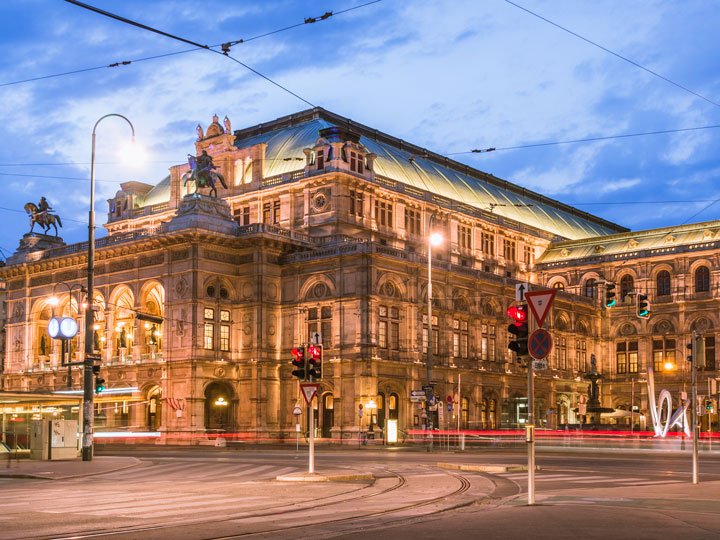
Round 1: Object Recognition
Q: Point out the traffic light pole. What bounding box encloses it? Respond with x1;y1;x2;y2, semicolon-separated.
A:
309;397;315;474
527;315;535;505
692;330;699;485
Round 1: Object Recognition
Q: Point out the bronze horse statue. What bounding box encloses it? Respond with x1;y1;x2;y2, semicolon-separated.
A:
24;202;62;236
181;152;227;198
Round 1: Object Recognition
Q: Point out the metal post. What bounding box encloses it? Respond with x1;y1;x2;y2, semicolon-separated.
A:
309;400;315;474
83;114;135;462
692;331;699;484
631;378;634;434
426;228;434;446
527;316;535;505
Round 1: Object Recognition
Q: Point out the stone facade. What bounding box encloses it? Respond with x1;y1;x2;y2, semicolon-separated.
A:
10;107;702;445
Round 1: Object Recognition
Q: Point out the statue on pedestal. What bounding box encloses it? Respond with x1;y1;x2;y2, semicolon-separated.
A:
24;197;63;235
181;150;228;198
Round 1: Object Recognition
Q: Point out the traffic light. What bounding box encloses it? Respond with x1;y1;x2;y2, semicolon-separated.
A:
705;399;714;413
92;365;106;394
307;345;323;381
605;282;616;308
687;336;706;369
291;347;307;381
507;304;529;357
636;294;649;318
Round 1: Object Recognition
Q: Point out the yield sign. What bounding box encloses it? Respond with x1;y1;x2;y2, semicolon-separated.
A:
300;383;319;405
525;289;557;327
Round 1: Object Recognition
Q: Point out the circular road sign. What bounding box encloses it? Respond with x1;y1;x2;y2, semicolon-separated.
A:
529;329;553;360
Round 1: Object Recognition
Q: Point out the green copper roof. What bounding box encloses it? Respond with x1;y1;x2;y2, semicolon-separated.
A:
536;219;720;265
233;108;626;240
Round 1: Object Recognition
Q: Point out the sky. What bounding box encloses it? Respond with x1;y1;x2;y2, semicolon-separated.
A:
1;0;720;258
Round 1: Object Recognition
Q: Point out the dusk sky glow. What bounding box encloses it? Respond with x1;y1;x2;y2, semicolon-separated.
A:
2;0;720;258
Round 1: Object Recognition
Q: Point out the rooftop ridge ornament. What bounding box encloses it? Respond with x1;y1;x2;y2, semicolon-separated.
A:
24;196;62;236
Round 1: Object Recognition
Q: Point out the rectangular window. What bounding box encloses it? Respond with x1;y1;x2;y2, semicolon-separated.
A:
503;238;516;261
349;151;364;173
308;305;332;348
204;308;214;320
453;333;460;357
379;320;388;348
482;232;495;256
263;202;271;224
233;206;250;226
524;245;533;265
653;339;674;372
219;325;229;352
706;336;716;370
405;208;421;235
390;322;399;350
375;200;393;227
273;200;280;224
458;224;471;250
204;323;214;350
460;334;468;358
422;327;428;351
617;342;627;374
316;149;324;169
349;190;364;217
220;310;230;322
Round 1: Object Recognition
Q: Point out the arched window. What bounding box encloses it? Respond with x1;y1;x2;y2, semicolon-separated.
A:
552;282;565;291
620;275;634;299
695;266;710;293
656;270;671;297
583;278;596;299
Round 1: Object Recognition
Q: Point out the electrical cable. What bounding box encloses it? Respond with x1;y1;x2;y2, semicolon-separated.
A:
444;124;720;155
2;1;381;89
504;0;720;110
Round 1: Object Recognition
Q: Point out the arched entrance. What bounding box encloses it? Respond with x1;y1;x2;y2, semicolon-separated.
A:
147;387;162;430
321;393;334;438
204;382;233;431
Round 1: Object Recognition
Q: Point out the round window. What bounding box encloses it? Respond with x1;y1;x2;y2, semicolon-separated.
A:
206;285;216;297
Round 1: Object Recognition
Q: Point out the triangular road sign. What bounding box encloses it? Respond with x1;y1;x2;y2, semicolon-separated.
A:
525;289;557;328
300;383;319;405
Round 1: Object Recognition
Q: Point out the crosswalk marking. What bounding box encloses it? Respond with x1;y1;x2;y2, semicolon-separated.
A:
497;471;685;486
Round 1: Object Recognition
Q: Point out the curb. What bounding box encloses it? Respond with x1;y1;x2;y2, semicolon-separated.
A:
0;457;143;480
276;472;374;482
438;462;536;473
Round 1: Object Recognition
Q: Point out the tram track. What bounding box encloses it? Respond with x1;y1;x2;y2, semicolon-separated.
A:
29;467;476;540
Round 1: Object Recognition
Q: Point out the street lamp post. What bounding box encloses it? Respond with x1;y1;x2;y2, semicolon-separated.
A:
83;114;135;462
426;214;443;443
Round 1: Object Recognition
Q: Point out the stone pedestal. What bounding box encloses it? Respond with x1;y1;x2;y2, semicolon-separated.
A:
165;194;238;235
7;233;66;265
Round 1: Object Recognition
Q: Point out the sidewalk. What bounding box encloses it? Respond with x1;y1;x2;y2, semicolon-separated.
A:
0;456;142;480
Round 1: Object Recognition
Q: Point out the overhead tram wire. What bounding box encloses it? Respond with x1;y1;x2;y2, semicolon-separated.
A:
64;0;314;107
443;124;720;156
2;1;382;88
504;0;720;110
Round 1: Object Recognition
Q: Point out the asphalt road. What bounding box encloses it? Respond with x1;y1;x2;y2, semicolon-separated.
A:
3;447;720;539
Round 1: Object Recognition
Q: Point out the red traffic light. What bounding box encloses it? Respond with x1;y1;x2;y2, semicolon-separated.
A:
507;305;527;322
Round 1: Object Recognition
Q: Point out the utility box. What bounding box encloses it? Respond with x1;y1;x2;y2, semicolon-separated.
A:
30;420;79;460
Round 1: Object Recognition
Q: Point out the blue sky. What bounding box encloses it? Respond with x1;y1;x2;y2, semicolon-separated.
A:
1;0;720;258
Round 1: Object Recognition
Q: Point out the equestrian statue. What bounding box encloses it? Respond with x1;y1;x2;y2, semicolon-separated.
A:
25;196;63;236
181;150;227;198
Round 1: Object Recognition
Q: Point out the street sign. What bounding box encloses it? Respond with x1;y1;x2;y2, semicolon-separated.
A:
311;331;322;344
85;353;102;363
529;329;553;360
429;394;437;407
292;406;302;415
525;289;557;327
447;402;452;412
515;282;530;302
532;359;548;370
300;383;319;405
410;390;427;402
446;395;453;404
